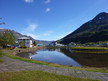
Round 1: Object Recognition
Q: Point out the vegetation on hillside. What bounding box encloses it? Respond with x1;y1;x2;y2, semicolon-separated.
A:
60;12;108;44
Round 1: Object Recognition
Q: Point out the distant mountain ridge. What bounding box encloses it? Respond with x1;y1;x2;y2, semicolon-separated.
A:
0;28;34;40
0;28;52;45
60;12;108;44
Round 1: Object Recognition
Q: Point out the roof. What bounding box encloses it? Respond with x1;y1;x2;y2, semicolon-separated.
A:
18;37;30;40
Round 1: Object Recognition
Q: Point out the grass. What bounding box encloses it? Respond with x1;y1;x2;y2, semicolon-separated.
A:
72;46;108;50
0;59;3;62
72;46;108;53
0;70;99;81
0;49;3;56
0;49;3;62
73;50;108;53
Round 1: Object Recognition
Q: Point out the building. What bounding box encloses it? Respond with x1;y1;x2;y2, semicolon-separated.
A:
55;42;64;46
49;41;64;46
18;37;33;47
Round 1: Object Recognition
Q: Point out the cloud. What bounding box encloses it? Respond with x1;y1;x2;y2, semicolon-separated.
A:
26;24;38;32
43;31;53;36
26;33;38;39
44;0;51;4
46;8;51;12
22;23;54;40
24;0;34;3
22;23;38;39
44;0;51;12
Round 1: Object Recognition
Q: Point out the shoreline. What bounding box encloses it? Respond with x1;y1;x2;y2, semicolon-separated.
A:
1;46;108;73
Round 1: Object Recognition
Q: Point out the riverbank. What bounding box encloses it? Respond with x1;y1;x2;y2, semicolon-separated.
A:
1;47;108;81
1;46;108;72
0;56;108;81
3;48;108;73
72;46;108;50
72;46;108;53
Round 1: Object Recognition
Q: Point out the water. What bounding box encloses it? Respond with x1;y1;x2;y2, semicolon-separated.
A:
17;48;108;67
31;49;81;66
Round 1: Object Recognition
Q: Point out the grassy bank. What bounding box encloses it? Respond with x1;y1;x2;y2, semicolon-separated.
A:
4;52;108;73
72;46;108;50
0;70;99;81
73;50;108;53
72;46;108;53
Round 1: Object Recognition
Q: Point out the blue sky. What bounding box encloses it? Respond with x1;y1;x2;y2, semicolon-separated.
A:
0;0;108;41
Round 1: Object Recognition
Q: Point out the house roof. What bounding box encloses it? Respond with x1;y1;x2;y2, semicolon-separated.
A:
18;37;30;40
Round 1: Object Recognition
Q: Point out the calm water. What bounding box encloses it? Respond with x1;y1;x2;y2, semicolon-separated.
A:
17;48;108;67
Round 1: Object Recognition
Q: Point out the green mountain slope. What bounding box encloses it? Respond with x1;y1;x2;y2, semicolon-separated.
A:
60;12;108;44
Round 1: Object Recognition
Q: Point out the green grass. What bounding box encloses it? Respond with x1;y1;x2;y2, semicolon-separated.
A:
72;46;108;53
0;49;3;62
5;53;108;73
0;49;2;56
0;59;3;62
0;70;99;81
73;50;108;53
72;46;108;50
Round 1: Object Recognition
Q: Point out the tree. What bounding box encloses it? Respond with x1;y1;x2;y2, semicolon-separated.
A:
0;18;5;25
19;40;26;48
0;33;5;46
33;41;37;46
0;31;15;47
3;31;15;45
0;18;15;48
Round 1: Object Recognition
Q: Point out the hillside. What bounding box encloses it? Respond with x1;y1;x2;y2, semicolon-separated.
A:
60;12;108;44
0;28;52;45
0;28;34;40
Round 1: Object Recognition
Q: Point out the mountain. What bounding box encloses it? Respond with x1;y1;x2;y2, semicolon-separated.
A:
0;28;35;40
35;40;53;46
0;28;52;45
59;12;108;44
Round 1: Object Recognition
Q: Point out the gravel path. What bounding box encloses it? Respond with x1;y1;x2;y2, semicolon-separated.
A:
0;56;108;81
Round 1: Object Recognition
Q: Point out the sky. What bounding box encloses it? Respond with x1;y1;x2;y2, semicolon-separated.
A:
0;0;108;41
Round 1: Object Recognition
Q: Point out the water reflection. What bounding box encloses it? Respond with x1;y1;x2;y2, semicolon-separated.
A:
31;49;81;66
17;51;36;59
60;48;108;67
17;48;108;67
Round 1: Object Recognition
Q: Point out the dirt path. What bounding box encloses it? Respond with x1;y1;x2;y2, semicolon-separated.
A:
0;56;108;81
